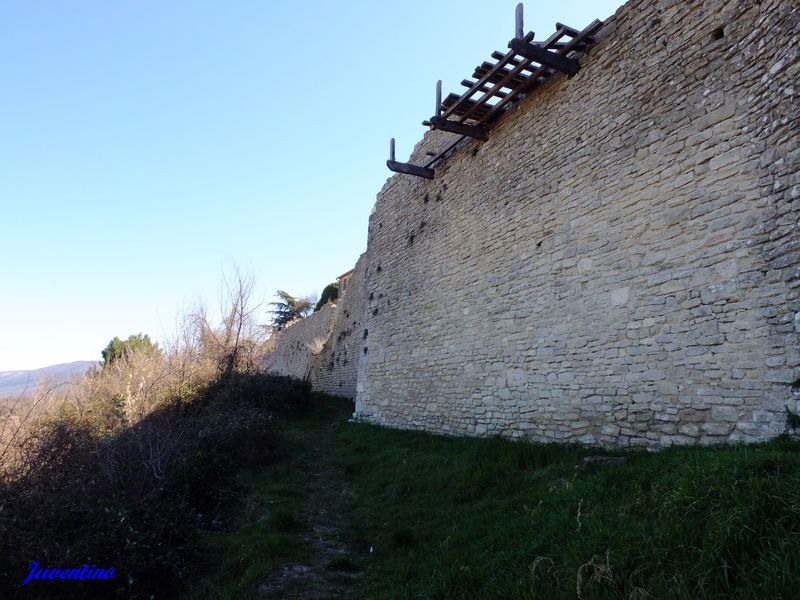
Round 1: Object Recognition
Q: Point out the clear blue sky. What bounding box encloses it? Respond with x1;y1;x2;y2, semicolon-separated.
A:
0;0;622;371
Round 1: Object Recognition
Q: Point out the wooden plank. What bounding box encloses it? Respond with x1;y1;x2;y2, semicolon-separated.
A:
491;48;565;62
441;92;463;106
457;56;536;121
477;19;603;125
440;49;519;120
472;64;529;86
555;22;582;38
430;116;489;141
441;97;492;120
387;160;435;179
460;79;508;98
508;37;580;74
442;93;491;111
422;135;467;169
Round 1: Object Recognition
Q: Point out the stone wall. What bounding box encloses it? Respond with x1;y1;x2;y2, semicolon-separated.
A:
263;304;335;382
263;254;367;398
311;254;369;397
354;0;800;447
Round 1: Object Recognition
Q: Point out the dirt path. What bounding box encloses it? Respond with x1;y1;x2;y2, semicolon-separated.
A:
256;421;361;599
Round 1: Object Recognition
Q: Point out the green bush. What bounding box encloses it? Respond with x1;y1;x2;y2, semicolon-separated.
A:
314;282;339;312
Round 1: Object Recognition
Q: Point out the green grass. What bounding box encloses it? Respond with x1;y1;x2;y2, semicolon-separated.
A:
186;396;352;599
184;467;306;599
189;395;800;599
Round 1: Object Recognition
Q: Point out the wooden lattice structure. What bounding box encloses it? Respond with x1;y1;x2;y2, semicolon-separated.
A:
388;3;604;179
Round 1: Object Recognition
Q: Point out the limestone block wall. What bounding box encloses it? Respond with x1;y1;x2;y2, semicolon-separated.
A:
354;0;800;447
311;253;368;397
263;304;335;381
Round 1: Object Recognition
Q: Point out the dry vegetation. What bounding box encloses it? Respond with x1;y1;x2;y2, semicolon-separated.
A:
0;270;310;599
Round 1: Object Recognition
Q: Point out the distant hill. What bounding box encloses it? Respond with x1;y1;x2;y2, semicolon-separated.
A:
0;361;96;401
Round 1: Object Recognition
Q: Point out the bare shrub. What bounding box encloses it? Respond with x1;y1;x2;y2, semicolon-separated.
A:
0;266;312;597
192;267;269;381
576;550;615;599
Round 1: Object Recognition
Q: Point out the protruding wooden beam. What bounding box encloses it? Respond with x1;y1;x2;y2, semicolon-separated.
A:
430;116;489;141
387;138;435;179
435;80;442;117
515;3;524;40
555;22;581;37
387;160;435;179
508;37;579;75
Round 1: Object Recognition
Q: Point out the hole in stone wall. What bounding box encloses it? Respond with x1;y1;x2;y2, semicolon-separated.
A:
369;292;374;300
423;193;429;203
420;220;426;229
363;329;368;339
471;147;479;157
372;308;379;316
377;265;382;273
792;378;800;395
379;222;383;229
711;26;725;40
363;347;368;354
436;193;443;202
407;233;415;247
536;241;542;248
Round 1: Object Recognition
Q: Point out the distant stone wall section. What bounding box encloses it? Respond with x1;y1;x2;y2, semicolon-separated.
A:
311;253;368;397
354;0;800;447
263;254;367;398
263;304;335;382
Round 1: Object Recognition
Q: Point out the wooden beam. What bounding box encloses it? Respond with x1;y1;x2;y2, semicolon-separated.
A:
430;116;489;141
479;20;602;125
491;50;564;63
555;22;582;38
460;80;508;98
515;3;524;40
441;49;517;120
508;37;579;75
441;95;492;120
387;160;435;179
422;135;467;169
472;63;529;87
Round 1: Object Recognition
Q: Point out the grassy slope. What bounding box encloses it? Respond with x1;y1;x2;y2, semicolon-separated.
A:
190;395;800;599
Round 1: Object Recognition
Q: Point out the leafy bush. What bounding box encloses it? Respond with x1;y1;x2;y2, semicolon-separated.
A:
314;282;339;312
